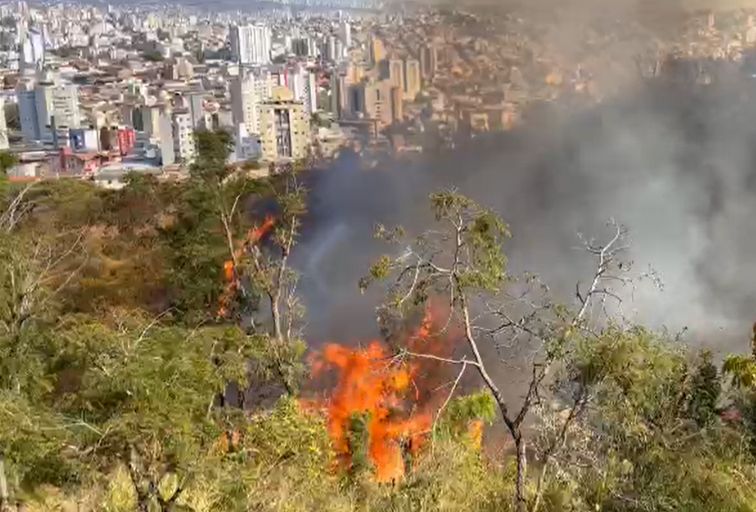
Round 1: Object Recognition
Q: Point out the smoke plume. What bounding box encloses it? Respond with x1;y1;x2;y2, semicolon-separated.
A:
295;69;756;355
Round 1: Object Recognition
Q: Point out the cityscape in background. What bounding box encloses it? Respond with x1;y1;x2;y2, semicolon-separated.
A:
0;0;754;186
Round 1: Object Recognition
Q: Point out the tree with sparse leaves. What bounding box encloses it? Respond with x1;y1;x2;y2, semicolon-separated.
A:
362;191;657;511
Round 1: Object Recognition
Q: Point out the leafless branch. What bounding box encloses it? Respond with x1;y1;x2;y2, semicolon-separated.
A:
432;359;468;446
0;182;38;233
397;349;477;368
133;308;175;349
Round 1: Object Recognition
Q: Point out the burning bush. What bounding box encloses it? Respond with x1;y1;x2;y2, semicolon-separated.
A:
306;307;493;483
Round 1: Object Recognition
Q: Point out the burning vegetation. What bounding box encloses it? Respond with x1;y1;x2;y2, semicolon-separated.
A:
217;214;276;318
306;307;481;483
311;341;431;482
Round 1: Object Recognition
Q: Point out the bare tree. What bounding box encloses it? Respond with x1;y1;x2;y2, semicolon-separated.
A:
363;191;635;512
238;173;307;393
0;182;37;234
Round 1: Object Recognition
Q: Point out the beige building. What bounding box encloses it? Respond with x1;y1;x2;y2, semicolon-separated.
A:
404;59;421;100
165;57;194;81
361;80;392;128
388;58;404;90
390;86;403;124
346;63;364;85
258;86;309;162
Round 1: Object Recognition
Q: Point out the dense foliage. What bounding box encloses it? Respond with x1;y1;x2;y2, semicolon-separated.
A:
0;137;755;511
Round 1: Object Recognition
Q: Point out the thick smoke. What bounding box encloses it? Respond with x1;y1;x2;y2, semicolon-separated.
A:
294;69;756;355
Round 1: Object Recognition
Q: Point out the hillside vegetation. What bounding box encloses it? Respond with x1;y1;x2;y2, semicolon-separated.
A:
0;132;755;512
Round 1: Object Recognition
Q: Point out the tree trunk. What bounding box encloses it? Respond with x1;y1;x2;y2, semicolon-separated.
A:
514;433;528;512
0;454;10;512
271;294;282;342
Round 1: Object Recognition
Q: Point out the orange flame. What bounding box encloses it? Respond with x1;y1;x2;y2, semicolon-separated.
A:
217;215;276;318
313;341;431;482
249;215;276;244
309;306;460;483
468;419;484;449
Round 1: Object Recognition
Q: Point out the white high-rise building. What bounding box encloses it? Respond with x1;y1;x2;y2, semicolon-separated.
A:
234;123;261;162
230;25;271;65
231;72;260;136
157;112;175;166
304;70;318;114
141;105;162;137
0;98;9;150
20;26;44;73
330;72;347;118
35;81;81;133
325;35;337;62
339;21;351;48
231;69;273;134
285;65;318;115
172;111;196;163
291;37;316;57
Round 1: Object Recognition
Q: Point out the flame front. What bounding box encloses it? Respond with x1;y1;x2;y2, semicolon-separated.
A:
309;307;457;483
314;341;432;482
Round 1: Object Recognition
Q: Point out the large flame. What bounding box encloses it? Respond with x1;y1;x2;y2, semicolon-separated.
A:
313;341;431;482
309;307;456;483
217;215;276;318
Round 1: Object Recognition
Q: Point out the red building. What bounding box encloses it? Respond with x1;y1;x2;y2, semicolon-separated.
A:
99;126;136;156
117;127;136;156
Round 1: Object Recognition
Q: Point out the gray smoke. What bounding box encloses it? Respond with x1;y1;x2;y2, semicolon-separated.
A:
293;67;756;357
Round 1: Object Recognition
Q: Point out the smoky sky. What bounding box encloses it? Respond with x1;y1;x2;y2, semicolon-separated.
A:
293;65;756;356
294;73;756;353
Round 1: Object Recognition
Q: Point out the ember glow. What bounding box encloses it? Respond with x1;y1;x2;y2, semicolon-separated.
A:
217;215;276;318
308;308;461;483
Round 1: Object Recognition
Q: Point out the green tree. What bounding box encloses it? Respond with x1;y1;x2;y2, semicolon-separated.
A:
362;191;635;511
540;329;756;512
192;130;234;181
0;152;17;176
103;172;163;231
142;50;164;62
58;315;256;511
162;130;257;320
0;189;91;509
724;325;756;389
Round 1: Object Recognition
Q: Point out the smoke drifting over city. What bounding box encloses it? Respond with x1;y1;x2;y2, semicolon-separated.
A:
298;67;756;354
